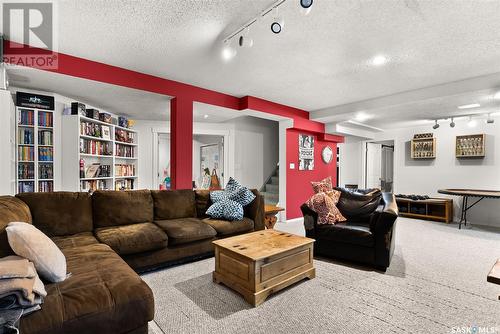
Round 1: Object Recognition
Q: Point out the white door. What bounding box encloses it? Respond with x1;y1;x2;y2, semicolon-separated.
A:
366;143;382;189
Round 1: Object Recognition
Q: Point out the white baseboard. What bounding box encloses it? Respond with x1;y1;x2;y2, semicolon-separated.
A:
284;217;304;224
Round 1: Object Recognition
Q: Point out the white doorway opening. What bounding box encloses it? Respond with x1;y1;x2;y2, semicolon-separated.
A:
365;140;394;192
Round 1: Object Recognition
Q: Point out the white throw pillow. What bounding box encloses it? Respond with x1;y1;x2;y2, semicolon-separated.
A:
6;222;67;283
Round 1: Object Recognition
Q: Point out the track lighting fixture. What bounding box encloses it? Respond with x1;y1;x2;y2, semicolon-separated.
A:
487;114;494;124
432;120;440;130
467;116;477;128
300;0;313;15
271;8;284;34
238;27;254;48
449;118;455;128
221;40;237;61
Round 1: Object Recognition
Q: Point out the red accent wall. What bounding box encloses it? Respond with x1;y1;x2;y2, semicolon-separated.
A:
286;129;338;219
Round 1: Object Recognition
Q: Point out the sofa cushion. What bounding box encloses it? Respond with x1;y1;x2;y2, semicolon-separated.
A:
202;217;254;236
19;243;154;334
154;218;216;246
95;223;168;255
151;189;196;220
335;188;381;222
6;222;67;283
51;232;98;250
316;221;374;247
92;190;153;228
16;192;92;237
194;190;211;218
0;196;32;258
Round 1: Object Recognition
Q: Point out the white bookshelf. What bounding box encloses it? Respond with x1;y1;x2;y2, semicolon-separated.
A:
16;106;55;193
61;114;138;192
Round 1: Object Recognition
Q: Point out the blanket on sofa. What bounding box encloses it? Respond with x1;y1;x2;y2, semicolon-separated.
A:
0;256;46;334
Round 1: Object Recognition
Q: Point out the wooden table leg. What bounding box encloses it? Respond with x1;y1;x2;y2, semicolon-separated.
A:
264;215;278;229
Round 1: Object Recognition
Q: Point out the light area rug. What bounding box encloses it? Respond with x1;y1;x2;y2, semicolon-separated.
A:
144;218;500;334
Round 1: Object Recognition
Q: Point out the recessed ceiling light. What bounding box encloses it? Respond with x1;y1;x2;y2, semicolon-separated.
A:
494;92;500;100
354;112;370;122
203;114;209;119
458;103;480;109
371;55;388;66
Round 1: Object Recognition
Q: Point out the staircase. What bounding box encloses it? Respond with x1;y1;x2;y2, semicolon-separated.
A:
260;165;279;206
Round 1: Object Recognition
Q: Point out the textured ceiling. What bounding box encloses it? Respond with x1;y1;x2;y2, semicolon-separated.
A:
3;0;500;127
4;0;499;111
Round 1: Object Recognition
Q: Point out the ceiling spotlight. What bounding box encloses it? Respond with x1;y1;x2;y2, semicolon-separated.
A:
467;116;477;127
493;92;500;100
221;41;237;61
238;27;254;48
300;0;313;15
458;103;480;109
371;55;388;66
487;113;494;124
432;120;440;130
271;8;284;34
450;118;455;128
203;114;209;119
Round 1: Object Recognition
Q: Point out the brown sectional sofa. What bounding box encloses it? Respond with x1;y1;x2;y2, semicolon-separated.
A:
0;189;264;334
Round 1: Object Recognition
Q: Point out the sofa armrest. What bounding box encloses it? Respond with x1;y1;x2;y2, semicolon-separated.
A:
372;192;398;268
300;204;317;238
372;193;398;233
245;190;265;231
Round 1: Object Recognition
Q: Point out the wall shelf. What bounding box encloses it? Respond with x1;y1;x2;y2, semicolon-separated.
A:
62;113;138;192
456;134;485;158
411;137;436;159
16;107;54;193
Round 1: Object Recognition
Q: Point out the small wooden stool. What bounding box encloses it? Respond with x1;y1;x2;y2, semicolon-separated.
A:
264;205;284;229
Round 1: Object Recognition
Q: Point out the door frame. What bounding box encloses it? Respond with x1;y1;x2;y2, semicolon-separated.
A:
151;125;232;190
362;140;395;191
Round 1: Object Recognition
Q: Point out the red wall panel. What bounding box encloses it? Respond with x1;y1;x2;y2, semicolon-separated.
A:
286;129;337;219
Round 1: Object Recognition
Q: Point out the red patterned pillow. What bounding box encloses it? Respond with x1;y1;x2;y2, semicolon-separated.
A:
306;191;346;225
311;176;333;194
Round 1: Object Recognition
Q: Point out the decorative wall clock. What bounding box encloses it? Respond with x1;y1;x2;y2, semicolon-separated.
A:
321;146;333;164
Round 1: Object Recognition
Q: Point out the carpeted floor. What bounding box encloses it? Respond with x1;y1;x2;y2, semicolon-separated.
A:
143;218;500;334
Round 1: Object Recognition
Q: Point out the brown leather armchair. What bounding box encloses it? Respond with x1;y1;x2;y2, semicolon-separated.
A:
301;189;398;270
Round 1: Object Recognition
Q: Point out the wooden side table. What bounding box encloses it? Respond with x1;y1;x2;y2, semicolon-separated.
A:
487;259;500;300
264;205;284;229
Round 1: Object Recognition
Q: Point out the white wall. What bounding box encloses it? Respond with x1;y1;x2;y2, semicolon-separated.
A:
229;116;279;189
338;135;364;188
369;116;500;227
134;116;279;191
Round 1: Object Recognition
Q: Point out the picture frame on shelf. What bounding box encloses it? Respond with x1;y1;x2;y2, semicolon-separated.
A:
102;125;111;140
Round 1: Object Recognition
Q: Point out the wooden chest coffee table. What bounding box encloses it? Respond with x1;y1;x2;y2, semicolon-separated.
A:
212;229;315;306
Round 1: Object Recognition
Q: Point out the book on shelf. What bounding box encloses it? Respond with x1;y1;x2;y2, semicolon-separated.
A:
102;126;111;140
38;181;53;192
115;144;135;157
18;181;35;193
38;163;53;179
80;138;112;155
38;147;54;161
115;129;135;143
18;128;34;144
84;164;101;178
18;163;35;179
38;111;53;127
115;178;134;191
38;130;53;145
18;109;34;126
115;164;136;177
81;179;110;192
18;146;34;161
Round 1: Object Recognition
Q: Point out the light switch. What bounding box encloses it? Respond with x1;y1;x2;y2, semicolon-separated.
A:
289;163;295;169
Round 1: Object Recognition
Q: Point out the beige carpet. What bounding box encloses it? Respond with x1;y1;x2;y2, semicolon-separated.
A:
144;218;500;334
